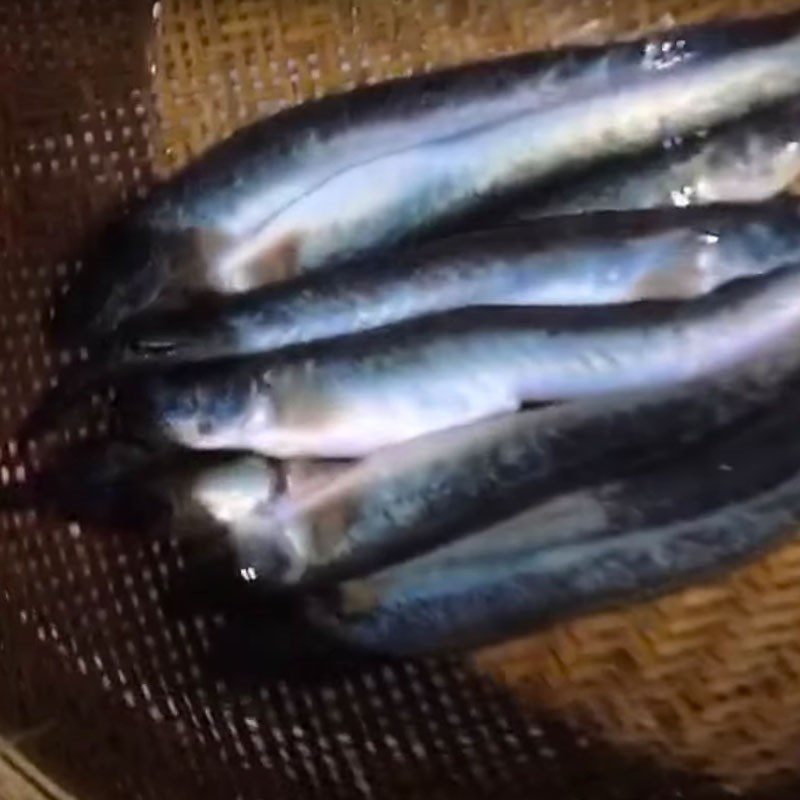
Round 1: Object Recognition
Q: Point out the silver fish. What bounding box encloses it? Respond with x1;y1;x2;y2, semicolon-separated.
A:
129;261;800;458
172;351;800;590
102;202;800;367
54;11;800;339
301;401;800;657
503;99;800;219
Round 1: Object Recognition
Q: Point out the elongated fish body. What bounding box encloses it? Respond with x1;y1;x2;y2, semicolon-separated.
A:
104;202;800;367
183;353;800;590
300;403;800;657
0;440;285;537
130;262;800;458
29;202;800;440
380;396;800;569
54;12;800;339
504;100;800;219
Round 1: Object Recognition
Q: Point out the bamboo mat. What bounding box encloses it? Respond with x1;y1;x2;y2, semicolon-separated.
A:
1;2;800;799
153;0;800;790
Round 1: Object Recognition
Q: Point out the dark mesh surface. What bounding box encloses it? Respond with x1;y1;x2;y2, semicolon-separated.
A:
1;2;800;798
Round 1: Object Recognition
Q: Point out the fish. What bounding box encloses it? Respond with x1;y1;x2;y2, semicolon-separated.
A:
499;99;800;219
30;201;800;435
161;351;800;591
122;261;800;459
0;439;285;539
52;11;800;340
93;202;800;367
292;399;800;658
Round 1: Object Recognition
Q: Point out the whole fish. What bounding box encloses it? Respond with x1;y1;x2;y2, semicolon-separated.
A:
96;202;800;367
294;401;800;658
125;262;800;458
53;11;800;340
500;99;800;219
158;353;800;591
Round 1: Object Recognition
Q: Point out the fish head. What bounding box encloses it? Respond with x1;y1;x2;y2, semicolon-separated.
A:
191;457;327;589
51;222;192;344
189;454;283;527
136;366;276;452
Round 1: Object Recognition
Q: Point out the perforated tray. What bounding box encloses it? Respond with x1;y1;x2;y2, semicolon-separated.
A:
2;2;800;798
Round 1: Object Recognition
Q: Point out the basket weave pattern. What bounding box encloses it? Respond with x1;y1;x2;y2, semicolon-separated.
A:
0;1;799;797
155;2;800;785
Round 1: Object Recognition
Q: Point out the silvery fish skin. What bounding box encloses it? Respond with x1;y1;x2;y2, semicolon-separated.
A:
303;402;800;657
382;397;800;567
53;12;800;339
129;261;800;458
176;353;800;590
104;203;800;367
504;99;800;218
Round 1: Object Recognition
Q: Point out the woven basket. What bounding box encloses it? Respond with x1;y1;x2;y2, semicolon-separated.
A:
3;1;800;798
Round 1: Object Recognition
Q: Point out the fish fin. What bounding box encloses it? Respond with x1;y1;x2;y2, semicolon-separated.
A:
197;226;303;286
252;233;301;284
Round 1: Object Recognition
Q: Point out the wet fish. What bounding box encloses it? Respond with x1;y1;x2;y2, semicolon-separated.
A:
378;397;800;567
501;99;800;219
297;400;800;657
125;261;800;458
169;352;800;590
53;11;800;339
97;202;800;367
